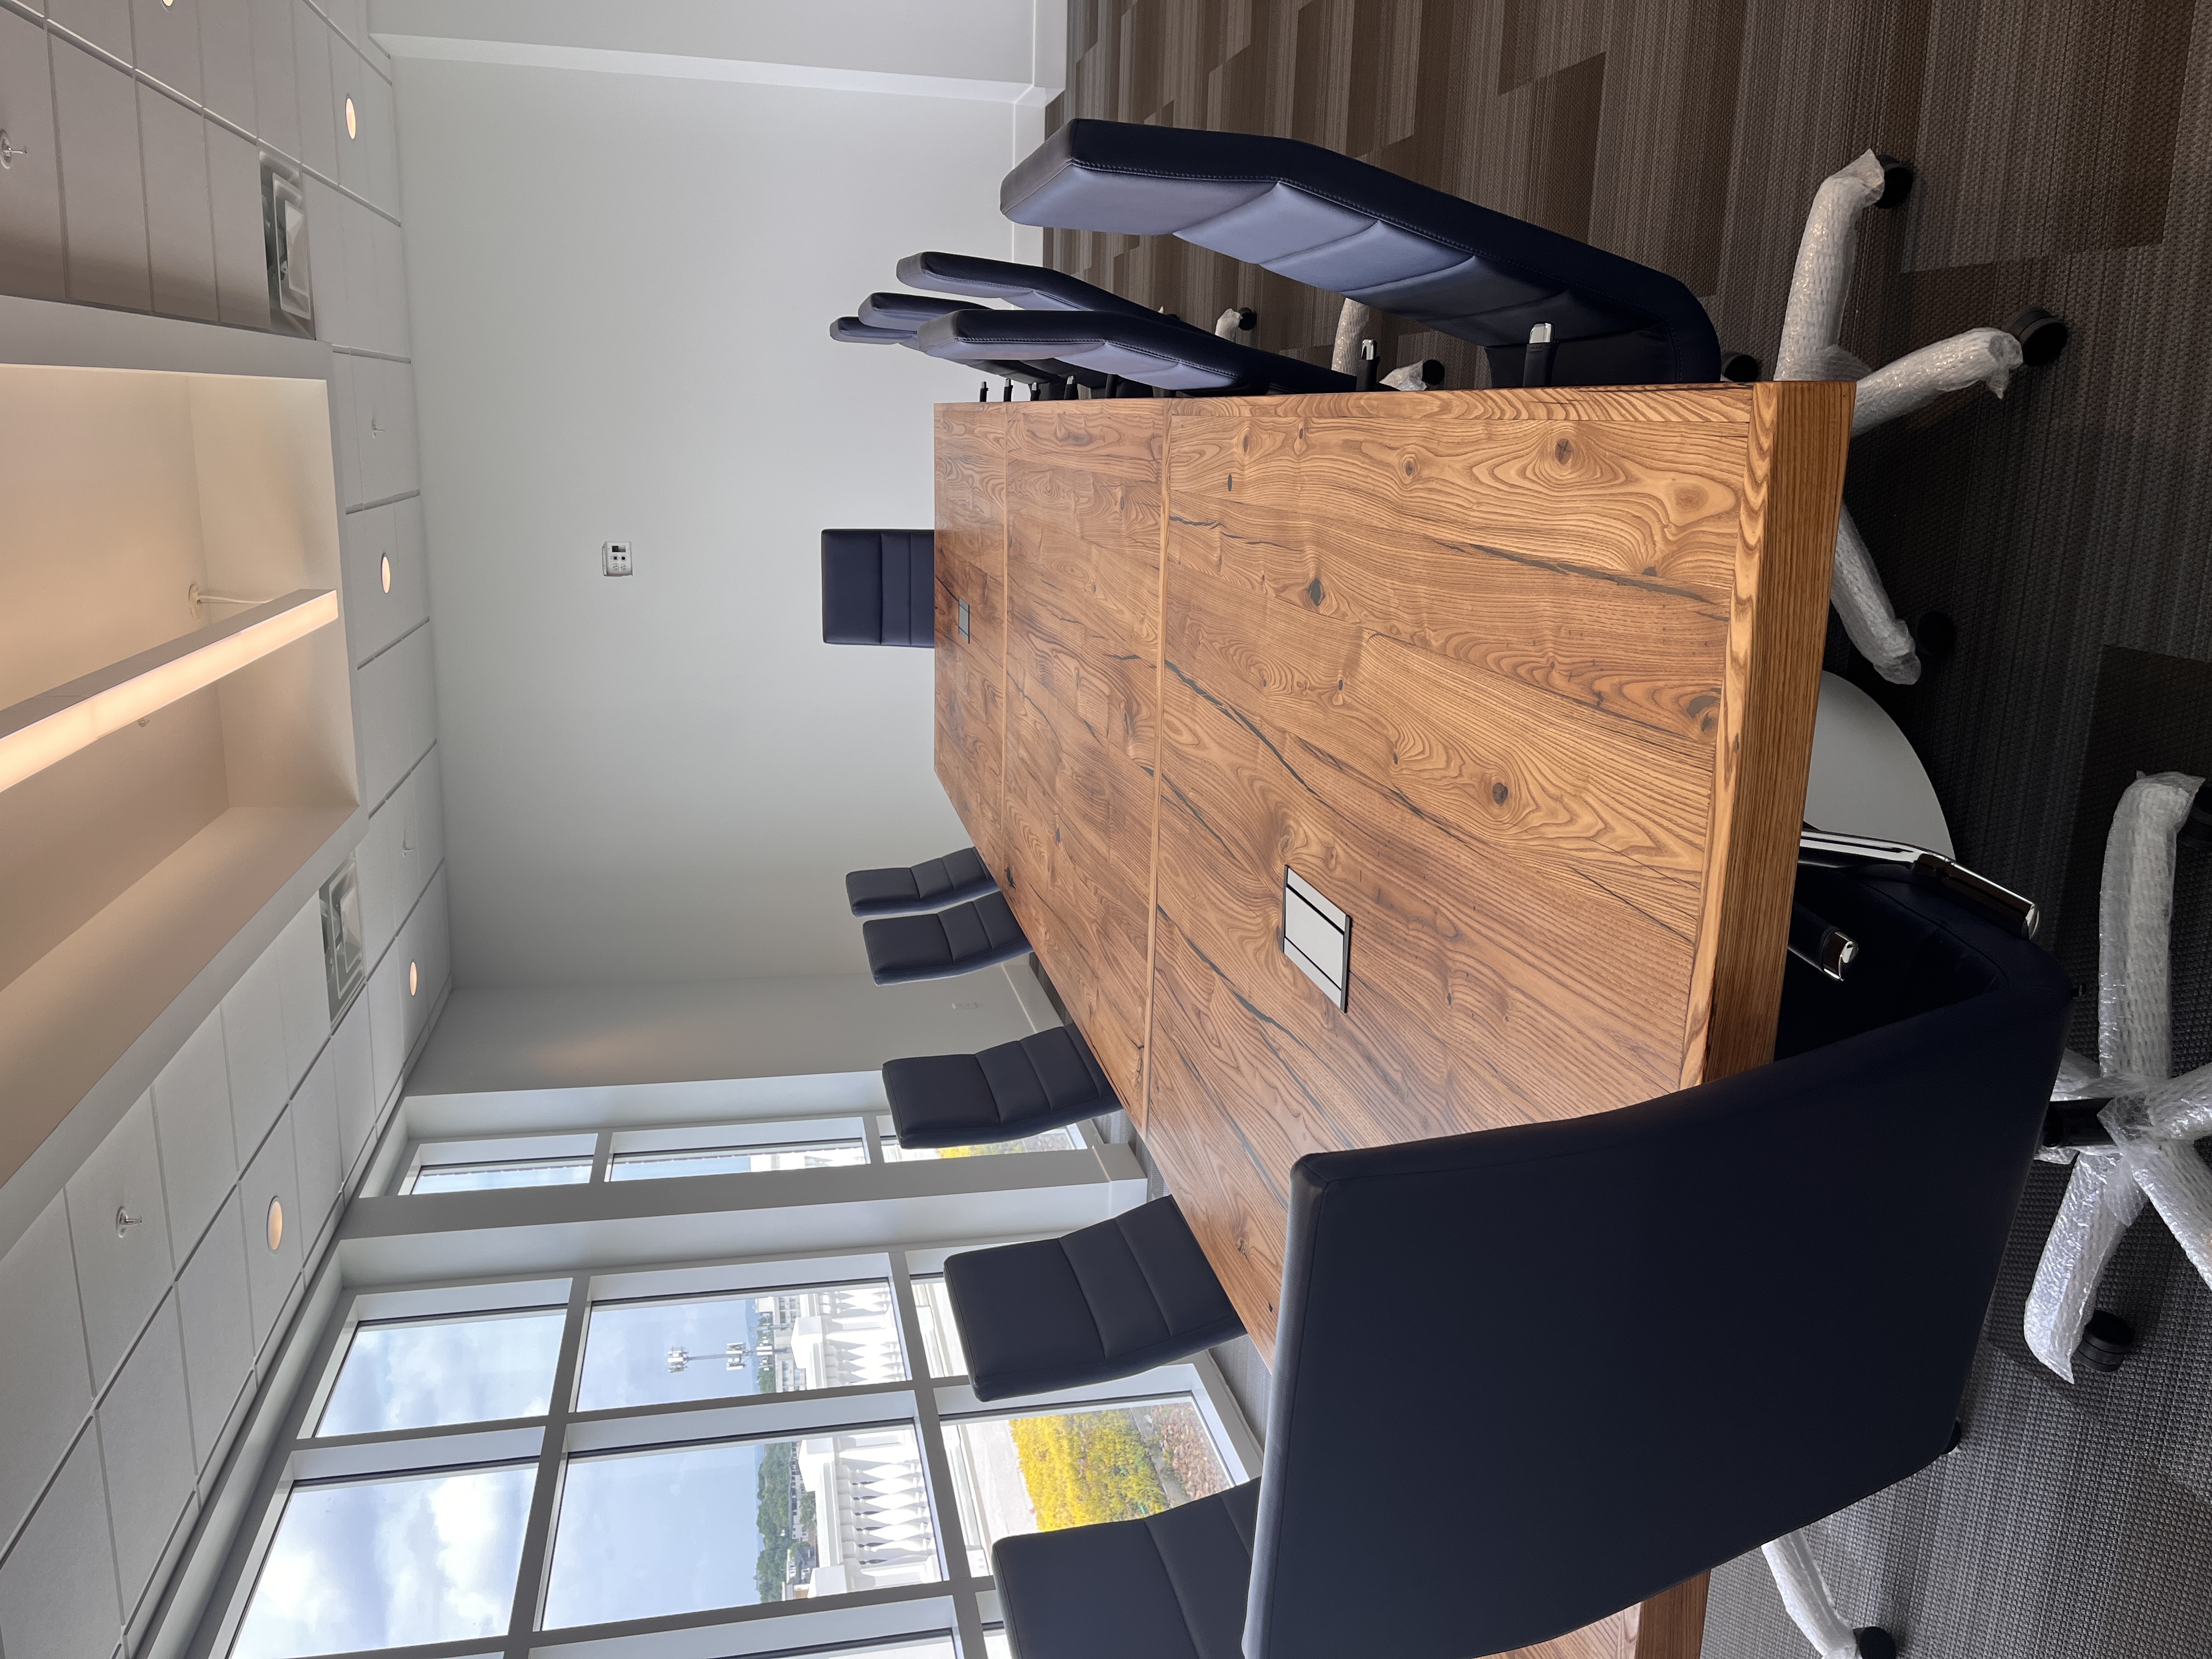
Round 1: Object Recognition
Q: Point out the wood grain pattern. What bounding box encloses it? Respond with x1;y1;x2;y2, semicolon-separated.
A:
996;404;1170;1113
933;403;1010;874
933;382;1848;1659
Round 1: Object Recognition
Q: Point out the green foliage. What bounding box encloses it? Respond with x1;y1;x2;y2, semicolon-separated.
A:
755;1440;797;1602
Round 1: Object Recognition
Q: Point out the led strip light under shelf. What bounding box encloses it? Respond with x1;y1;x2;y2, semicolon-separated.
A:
0;589;340;793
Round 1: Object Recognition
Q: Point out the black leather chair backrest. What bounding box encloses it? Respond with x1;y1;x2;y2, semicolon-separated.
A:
846;845;997;919
884;1024;1116;1147
862;890;1030;984
821;528;934;647
943;1194;1242;1400
913;308;1350;395
1243;863;2073;1659
1002;119;1720;387
899;249;1168;320
997;1479;1261;1659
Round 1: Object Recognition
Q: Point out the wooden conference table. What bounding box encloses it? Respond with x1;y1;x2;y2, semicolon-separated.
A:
934;381;1850;1659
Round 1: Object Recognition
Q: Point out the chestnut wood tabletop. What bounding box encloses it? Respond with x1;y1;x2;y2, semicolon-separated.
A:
933;381;1851;1659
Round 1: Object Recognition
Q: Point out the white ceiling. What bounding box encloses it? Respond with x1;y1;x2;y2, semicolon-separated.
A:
397;32;1040;986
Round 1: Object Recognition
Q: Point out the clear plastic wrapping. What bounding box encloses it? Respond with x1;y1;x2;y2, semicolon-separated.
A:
1330;300;1372;377
2098;772;2199;1081
2024;771;2208;1379
1829;507;1922;685
2024;1149;2146;1381
1776;151;1888;382
1850;330;2024;435
2103;1097;2212;1289
1762;1532;1863;1658
2146;1059;2212;1141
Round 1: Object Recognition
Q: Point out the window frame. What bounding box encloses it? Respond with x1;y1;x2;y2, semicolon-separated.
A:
193;1240;1257;1659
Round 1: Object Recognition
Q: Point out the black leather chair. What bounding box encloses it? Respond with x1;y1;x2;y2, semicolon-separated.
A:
822;528;933;646
846;845;997;919
943;1195;1243;1400
1002;118;1721;388
884;1024;1116;1147
862;890;1029;984
913;307;1350;394
834;300;1101;396
990;855;2072;1658
999;1479;1259;1659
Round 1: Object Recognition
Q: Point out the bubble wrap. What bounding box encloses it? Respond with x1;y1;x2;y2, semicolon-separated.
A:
1776;150;1888;382
2025;1149;2147;1381
1762;1532;1864;1658
2098;772;2201;1081
2104;1097;2212;1289
1850;329;2024;436
1331;300;1372;377
2147;1058;2212;1141
2023;771;2207;1379
1382;362;1431;391
1830;506;1922;685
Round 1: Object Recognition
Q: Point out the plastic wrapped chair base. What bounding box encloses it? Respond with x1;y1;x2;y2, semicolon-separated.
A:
1777;149;2058;685
2023;771;2210;1381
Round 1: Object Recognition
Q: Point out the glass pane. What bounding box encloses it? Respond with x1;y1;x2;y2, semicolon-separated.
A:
939;1398;1230;1576
230;1464;534;1658
317;1309;566;1436
880;1128;1080;1161
577;1282;905;1411
607;1142;866;1181
911;1277;966;1379
983;1633;1013;1659
543;1425;939;1627
410;1158;591;1194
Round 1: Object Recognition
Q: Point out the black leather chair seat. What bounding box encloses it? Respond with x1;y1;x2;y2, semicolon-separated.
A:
996;1480;1260;1659
1001;119;1720;387
943;1195;1243;1400
898;249;1166;320
915;307;1350;394
861;890;1029;984
821;528;933;647
845;846;997;919
884;1025;1116;1147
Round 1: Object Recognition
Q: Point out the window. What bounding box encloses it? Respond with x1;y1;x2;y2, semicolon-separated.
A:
879;1128;1082;1161
410;1155;594;1193
216;1251;1251;1659
394;1118;946;1195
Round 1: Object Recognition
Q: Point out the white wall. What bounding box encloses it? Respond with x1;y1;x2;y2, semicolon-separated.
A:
407;963;1047;1098
398;58;1026;988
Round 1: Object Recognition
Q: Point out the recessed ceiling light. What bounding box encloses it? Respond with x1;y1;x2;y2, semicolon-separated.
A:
381;554;392;593
266;1197;284;1251
409;960;419;995
345;97;358;140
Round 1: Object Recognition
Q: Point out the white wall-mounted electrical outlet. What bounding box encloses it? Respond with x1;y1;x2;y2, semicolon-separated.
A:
602;541;634;577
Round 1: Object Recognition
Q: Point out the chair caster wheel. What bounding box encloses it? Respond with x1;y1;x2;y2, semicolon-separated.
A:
1720;352;1762;382
1906;610;1955;670
1853;1627;1899;1659
2079;1308;2137;1373
1875;155;1915;209
1233;306;1258;332
2006;306;2069;367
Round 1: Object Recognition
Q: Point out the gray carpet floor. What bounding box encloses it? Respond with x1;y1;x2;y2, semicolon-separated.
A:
1048;3;2212;1653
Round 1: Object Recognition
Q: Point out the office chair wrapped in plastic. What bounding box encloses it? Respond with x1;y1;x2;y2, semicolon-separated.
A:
1775;150;2068;684
995;854;2071;1659
2024;770;2212;1381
